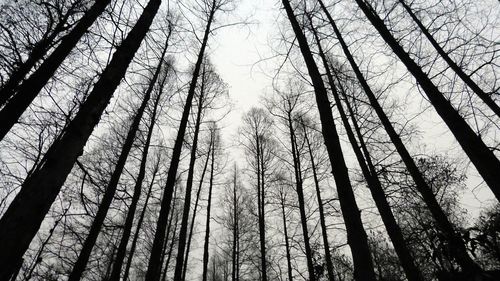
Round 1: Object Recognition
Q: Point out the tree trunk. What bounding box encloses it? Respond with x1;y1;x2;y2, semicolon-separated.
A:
122;160;159;281
317;0;482;274
286;107;316;281
0;0;113;140
108;36;171;281
336;72;424;281
161;209;181;281
353;0;500;202
398;0;500;118
0;0;161;278
255;135;268;281
68;23;167;281
202;137;216;281
280;193;294;281
301;122;336;281
231;167;239;281
309;16;423;281
281;1;376;280
173;62;207;281
182;137;213;281
144;3;216;279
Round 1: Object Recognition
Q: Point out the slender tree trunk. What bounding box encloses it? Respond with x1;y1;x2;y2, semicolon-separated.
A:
202;138;216;281
280;194;294;281
301;123;336;281
308;17;423;281
68;26;167;281
161;210;181;281
122;160;159;281
236;232;240;281
255;135;268;281
0;0;113;140
0;0;161;278
286;108;316;281
317;0;482;274
231;167;238;281
145;3;216;279
353;0;500;202
182;139;213;281
336;71;424;281
23;205;71;281
159;179;181;280
173;62;207;281
398;0;500;118
108;38;171;281
281;1;376;280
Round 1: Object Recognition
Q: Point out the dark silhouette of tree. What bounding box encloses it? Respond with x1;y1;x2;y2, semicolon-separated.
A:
267;89;317;281
396;0;500;118
281;0;376;279
108;52;174;281
240;107;276;281
68;23;173;281
144;1;228;279
0;0;162;278
202;123;220;281
0;0;113;140
0;0;84;107
353;0;500;201
316;0;483;276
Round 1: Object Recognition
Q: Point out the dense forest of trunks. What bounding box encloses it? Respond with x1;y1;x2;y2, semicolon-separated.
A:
0;0;498;280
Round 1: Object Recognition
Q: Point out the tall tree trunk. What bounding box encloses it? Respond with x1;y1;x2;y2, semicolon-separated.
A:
145;2;216;279
161;208;181;281
317;0;482;274
0;0;113;140
122;159;159;281
202;137;216;281
68;25;168;281
280;193;294;281
308;16;423;281
108;37;171;281
336;71;424;281
173;62;207;281
286;107;316;281
0;0;161;278
255;135;268;281
398;0;500;118
281;1;376;280
301;122;336;281
182;137;213;281
353;0;500;202
231;166;239;281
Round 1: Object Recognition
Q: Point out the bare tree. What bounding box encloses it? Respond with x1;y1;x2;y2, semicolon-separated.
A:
281;0;376;279
0;0;162;278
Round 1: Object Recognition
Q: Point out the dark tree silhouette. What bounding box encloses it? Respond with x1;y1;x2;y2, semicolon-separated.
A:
0;0;162;278
281;0;376;279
